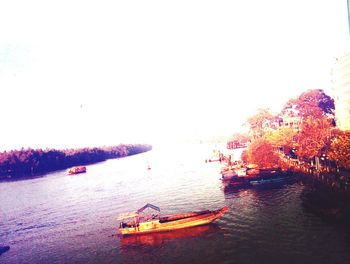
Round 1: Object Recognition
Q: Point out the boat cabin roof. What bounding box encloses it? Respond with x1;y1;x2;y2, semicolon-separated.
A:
137;203;160;213
117;203;160;221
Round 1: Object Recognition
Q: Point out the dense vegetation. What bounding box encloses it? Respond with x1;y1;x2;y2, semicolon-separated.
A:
242;89;350;170
0;144;152;179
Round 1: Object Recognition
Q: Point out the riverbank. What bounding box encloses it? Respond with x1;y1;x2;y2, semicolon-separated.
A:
217;149;350;198
283;156;350;197
0;144;152;180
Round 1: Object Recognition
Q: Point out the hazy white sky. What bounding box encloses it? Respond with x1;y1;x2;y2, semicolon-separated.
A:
0;0;349;150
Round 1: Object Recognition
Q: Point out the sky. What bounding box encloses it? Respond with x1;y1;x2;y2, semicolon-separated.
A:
0;0;349;150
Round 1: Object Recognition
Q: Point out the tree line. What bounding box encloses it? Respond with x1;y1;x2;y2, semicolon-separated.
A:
230;89;350;170
0;144;152;179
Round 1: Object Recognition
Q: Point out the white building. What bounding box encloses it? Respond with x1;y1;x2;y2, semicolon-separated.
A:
331;51;350;131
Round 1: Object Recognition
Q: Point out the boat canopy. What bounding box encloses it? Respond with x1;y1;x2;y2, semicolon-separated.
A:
117;204;160;221
137;203;160;213
117;211;138;220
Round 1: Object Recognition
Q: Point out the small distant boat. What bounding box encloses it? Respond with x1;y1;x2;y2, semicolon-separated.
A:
67;166;86;175
118;203;228;236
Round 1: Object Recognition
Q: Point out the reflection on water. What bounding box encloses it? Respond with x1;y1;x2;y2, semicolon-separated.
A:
300;182;350;222
1;144;350;263
120;224;221;249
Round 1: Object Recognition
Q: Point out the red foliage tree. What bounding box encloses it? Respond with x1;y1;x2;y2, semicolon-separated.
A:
296;116;332;160
245;138;281;169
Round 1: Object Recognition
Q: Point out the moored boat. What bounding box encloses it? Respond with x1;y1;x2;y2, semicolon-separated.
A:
118;203;228;236
224;167;295;187
224;176;251;187
249;175;291;185
246;164;260;176
221;169;238;180
220;164;248;179
67;166;87;175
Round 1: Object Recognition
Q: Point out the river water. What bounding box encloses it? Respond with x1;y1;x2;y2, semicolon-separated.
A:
1;144;350;264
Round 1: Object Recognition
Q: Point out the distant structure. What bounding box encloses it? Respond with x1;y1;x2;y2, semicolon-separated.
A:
264;113;301;132
330;1;350;131
348;0;350;34
332;51;350;131
279;107;302;130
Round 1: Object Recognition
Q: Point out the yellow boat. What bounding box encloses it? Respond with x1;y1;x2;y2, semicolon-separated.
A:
118;203;228;236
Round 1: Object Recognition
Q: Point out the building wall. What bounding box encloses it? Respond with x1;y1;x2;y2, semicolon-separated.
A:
281;116;301;130
331;51;350;131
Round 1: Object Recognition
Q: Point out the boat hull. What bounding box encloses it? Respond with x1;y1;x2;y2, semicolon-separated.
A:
226;170;295;187
119;207;228;236
120;225;217;247
67;166;86;175
250;176;289;185
221;170;238;180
